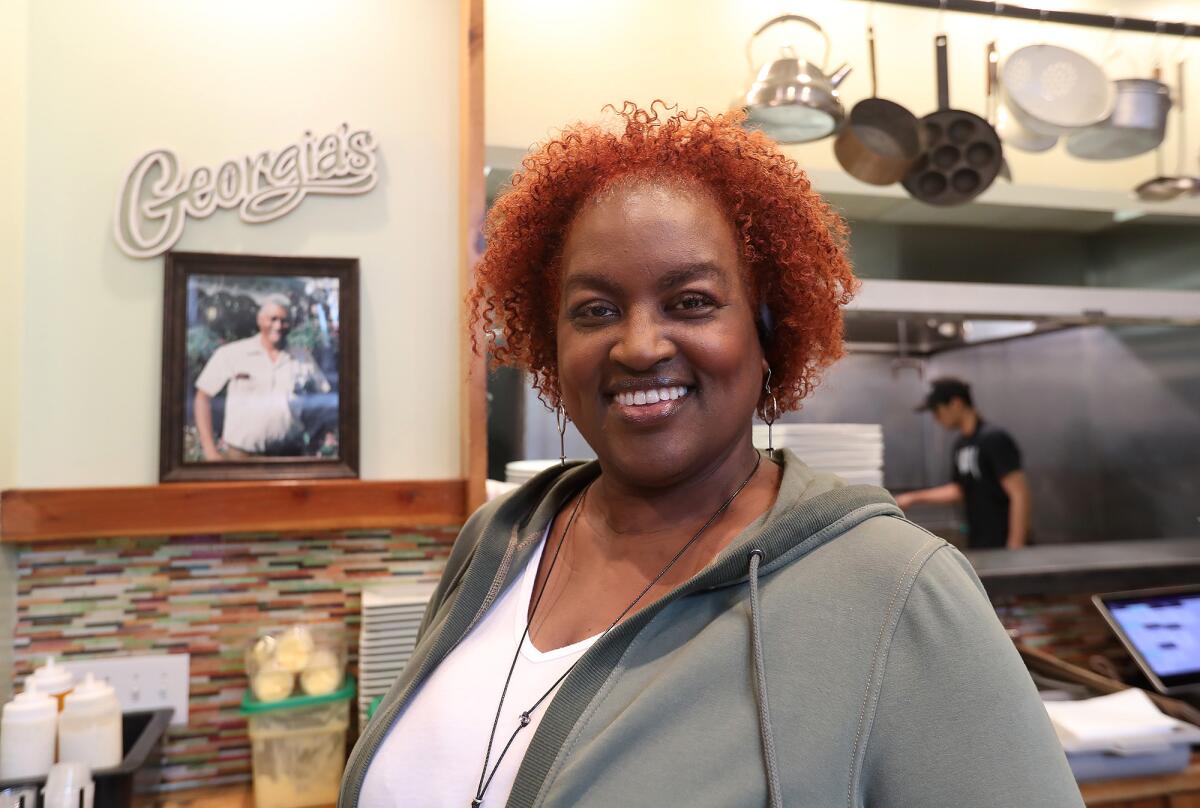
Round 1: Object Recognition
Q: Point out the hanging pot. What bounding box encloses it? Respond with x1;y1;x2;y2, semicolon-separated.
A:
1136;60;1195;200
902;34;1004;206
834;26;923;185
742;14;852;143
1068;76;1172;160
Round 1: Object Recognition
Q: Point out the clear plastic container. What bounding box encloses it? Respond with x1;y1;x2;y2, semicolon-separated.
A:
240;679;355;808
245;624;347;703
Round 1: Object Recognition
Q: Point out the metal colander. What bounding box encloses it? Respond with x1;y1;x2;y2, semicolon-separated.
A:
1002;44;1114;134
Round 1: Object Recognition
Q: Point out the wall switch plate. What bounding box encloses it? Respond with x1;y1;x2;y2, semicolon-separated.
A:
59;654;189;726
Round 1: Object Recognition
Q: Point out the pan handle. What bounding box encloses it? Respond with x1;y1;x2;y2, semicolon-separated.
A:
1177;60;1187;176
986;41;998;123
747;14;831;72
868;26;879;98
936;34;950;111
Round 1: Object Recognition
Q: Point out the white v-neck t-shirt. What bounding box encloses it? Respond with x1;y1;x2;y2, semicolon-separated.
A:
358;532;600;808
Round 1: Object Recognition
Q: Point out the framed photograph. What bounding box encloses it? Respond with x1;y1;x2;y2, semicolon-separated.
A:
160;252;359;481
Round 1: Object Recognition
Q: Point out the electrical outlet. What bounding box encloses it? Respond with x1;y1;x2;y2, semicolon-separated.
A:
59;654;189;726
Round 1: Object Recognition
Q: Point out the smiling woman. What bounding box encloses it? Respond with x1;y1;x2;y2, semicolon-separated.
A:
339;103;1085;808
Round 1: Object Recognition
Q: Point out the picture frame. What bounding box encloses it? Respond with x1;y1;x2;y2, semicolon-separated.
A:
160;251;360;482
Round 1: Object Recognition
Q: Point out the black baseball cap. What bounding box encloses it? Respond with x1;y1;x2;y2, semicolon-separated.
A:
915;377;972;412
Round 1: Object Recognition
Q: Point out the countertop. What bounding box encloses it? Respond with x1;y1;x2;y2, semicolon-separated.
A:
134;761;1200;808
967;537;1200;597
134;786;256;808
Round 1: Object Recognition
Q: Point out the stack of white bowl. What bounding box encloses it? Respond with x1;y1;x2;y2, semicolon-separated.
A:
357;583;436;724
753;423;884;487
505;459;561;485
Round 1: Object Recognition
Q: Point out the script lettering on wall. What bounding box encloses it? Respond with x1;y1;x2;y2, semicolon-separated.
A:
114;123;378;258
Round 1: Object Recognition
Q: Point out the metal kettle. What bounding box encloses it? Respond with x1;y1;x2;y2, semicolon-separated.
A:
742;14;852;143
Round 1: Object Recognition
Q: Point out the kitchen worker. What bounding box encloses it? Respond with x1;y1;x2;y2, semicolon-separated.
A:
193;295;330;460
895;377;1031;549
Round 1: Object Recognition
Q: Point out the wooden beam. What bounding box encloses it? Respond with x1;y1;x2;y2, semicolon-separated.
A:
0;479;466;543
459;0;488;514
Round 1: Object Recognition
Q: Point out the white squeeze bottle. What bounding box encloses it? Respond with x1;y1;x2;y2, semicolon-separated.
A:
28;658;75;712
0;682;58;779
57;674;123;771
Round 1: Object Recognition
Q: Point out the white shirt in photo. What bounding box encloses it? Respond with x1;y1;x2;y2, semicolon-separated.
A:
194;335;331;453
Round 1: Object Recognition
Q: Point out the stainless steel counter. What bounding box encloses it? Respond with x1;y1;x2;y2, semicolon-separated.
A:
967;537;1200;598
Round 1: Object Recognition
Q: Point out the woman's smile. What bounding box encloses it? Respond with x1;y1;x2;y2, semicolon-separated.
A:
607;382;694;425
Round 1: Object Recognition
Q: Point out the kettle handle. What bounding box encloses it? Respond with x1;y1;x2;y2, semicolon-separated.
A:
747;14;831;72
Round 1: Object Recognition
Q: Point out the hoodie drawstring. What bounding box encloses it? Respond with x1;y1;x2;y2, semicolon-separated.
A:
748;549;783;808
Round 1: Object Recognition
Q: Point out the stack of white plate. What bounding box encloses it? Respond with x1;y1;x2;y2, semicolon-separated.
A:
357;583;436;723
753;423;884;487
505;459;560;484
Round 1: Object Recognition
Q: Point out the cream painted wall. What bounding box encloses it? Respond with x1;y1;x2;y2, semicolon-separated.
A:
486;0;1200;194
0;0;27;700
17;1;460;486
0;0;27;493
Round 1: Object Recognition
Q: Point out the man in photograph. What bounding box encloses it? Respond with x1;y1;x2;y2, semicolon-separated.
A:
193;295;332;460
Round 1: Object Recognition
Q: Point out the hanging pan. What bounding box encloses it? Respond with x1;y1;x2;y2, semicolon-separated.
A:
834;26;924;185
903;34;1004;206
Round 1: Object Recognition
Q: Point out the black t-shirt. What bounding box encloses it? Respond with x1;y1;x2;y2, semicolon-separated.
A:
951;420;1022;549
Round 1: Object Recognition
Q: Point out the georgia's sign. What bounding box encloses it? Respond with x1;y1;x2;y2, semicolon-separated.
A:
114;123;378;258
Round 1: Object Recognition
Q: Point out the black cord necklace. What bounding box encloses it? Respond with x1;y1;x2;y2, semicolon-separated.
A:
470;451;764;807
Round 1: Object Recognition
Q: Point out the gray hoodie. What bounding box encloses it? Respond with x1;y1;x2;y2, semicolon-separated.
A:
340;450;1084;807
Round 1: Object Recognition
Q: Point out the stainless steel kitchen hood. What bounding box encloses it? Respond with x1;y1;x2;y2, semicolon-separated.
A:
844;279;1200;355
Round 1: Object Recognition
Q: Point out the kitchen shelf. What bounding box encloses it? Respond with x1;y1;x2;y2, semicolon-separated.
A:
850;279;1200;324
807;167;1200;233
843;278;1200;354
487;146;1200;233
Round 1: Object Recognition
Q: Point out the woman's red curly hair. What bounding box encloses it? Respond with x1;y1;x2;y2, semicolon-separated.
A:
469;101;859;416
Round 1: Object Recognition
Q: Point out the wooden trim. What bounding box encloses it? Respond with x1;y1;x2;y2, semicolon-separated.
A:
0;479;466;543
459;0;488;512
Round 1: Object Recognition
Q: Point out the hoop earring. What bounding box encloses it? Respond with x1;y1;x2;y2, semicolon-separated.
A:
763;368;779;455
554;403;568;466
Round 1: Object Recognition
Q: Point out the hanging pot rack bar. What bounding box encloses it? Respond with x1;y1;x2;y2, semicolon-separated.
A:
864;0;1195;37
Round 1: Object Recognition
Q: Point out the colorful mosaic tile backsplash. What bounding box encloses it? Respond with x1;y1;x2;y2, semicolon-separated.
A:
11;528;1133;794
13;528;455;791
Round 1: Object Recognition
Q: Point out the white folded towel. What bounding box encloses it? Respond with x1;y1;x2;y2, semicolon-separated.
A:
1043;688;1182;748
